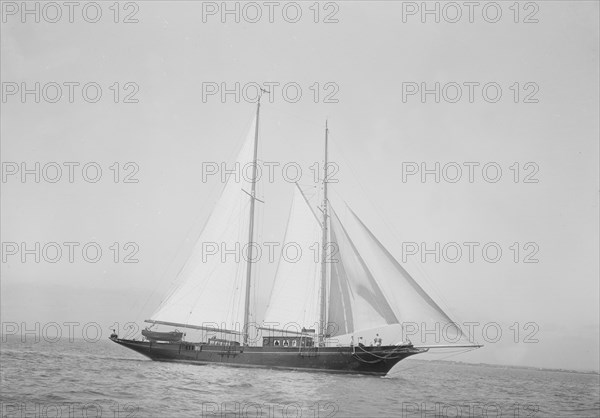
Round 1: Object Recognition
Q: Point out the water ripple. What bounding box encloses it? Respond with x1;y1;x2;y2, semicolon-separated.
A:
1;338;598;417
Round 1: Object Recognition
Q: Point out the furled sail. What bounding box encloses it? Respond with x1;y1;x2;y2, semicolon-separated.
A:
148;118;257;332
262;185;321;332
327;205;399;336
338;205;463;344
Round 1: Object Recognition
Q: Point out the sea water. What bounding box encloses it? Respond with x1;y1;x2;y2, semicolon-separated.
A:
1;337;598;417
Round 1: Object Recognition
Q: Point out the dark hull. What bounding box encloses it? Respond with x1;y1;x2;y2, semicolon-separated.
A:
110;337;426;376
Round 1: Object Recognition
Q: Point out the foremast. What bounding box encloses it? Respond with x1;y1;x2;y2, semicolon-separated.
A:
243;94;262;346
319;121;329;345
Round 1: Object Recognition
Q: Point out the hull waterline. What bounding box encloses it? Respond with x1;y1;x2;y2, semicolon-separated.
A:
110;337;427;376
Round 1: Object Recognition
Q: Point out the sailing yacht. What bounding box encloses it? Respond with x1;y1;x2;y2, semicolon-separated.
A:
111;97;481;375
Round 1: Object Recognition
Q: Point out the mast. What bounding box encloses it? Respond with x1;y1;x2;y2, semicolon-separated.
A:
319;121;329;345
243;94;262;345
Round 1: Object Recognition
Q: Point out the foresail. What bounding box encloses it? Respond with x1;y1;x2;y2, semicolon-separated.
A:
342;205;464;344
263;185;321;332
149;118;257;332
328;205;399;336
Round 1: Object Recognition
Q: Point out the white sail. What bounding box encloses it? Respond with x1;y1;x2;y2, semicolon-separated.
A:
149;118;256;332
327;205;399;336
339;205;463;344
262;185;321;332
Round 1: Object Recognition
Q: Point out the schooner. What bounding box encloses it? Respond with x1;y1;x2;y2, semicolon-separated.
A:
111;97;481;375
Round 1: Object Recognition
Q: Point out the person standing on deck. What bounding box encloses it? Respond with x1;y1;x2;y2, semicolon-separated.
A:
375;334;382;347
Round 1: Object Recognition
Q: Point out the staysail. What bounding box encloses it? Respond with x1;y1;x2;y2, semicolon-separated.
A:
263;191;401;337
148;118;257;332
263;189;462;343
262;185;321;331
327;204;399;336
337;204;463;344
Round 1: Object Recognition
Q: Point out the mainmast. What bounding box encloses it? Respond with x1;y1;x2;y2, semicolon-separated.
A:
243;94;262;345
319;121;329;345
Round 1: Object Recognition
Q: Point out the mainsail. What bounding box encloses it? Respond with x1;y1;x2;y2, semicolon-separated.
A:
262;185;321;331
148;118;257;332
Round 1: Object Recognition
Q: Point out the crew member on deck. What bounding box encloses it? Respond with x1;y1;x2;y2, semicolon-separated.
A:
375;334;382;347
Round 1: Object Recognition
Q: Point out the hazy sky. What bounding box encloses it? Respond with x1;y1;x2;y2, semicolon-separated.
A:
1;2;598;372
